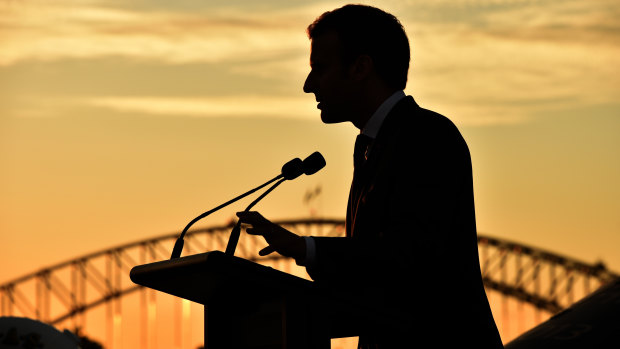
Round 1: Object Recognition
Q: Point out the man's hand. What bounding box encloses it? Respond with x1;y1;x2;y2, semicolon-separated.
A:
236;211;306;263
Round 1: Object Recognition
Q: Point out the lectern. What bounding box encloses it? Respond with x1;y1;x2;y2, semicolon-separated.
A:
130;251;358;349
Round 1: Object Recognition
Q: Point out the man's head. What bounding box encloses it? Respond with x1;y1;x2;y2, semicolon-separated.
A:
303;5;410;126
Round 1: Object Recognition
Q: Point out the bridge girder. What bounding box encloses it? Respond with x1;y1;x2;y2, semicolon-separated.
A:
1;218;617;329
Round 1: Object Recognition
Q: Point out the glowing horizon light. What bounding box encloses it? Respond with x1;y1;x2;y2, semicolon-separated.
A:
84;95;317;120
1;0;619;347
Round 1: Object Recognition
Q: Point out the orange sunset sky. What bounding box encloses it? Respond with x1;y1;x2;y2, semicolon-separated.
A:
1;0;619;294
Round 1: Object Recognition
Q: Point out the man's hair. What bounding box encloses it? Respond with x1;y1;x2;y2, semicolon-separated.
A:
307;4;410;90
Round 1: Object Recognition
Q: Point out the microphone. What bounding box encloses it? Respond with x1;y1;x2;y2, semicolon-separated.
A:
224;151;326;256
281;157;304;180
169;156;306;259
302;151;326;175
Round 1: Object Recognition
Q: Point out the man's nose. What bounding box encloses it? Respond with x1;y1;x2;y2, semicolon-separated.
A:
303;72;313;94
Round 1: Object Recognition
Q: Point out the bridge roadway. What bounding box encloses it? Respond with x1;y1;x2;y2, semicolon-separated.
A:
1;218;618;347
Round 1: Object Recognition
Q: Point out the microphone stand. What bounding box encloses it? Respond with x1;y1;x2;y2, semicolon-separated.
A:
224;178;286;256
169;153;323;259
169;174;283;259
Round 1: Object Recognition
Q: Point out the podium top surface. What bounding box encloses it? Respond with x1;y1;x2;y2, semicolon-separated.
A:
130;251;314;305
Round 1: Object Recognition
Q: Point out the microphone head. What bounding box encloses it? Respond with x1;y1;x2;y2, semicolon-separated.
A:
281;158;304;180
302;152;326;175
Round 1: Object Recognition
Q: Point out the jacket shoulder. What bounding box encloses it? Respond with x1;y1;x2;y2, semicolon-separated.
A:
381;96;468;149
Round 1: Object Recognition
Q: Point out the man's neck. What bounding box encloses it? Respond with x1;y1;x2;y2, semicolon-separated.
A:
360;90;406;138
353;88;400;130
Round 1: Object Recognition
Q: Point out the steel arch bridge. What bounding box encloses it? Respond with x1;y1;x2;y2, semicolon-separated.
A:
1;218;618;348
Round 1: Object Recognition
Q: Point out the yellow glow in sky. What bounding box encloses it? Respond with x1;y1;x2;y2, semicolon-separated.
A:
1;0;619;293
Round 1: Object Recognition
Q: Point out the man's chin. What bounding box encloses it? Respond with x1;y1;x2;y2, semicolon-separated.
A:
320;110;346;124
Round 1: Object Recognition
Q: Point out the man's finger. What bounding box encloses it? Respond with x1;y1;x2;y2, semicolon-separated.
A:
237;211;268;224
245;227;260;236
258;246;276;256
236;211;262;219
245;226;272;236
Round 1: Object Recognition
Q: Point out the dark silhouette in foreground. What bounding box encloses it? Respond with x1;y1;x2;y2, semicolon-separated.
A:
237;4;503;349
505;277;620;349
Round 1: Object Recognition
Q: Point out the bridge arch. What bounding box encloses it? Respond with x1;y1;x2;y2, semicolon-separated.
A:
1;218;617;347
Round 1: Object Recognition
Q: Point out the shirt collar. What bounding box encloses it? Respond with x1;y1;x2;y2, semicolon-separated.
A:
361;90;406;139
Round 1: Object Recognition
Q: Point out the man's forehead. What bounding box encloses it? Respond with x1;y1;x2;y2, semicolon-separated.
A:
310;31;342;62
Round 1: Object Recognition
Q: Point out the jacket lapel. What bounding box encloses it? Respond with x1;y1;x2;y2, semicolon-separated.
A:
347;96;419;237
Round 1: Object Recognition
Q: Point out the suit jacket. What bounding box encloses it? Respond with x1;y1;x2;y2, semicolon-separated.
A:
308;96;503;348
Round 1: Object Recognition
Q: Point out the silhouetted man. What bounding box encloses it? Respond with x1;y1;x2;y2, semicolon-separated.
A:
238;4;503;348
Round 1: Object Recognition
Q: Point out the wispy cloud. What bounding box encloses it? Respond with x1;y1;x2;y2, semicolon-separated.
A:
0;0;314;66
399;0;620;123
85;95;317;119
1;0;618;126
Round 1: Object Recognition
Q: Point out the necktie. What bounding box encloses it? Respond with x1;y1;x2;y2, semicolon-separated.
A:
354;134;372;169
349;134;372;236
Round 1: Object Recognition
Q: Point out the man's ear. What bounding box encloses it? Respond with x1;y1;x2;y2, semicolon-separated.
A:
348;54;374;82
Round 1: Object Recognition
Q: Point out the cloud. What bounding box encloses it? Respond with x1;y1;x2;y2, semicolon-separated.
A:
0;0;316;66
84;95;318;119
400;0;620;123
2;0;618;126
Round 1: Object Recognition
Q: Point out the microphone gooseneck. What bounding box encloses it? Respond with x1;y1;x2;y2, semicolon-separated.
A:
170;152;326;259
224;178;287;255
170;174;282;259
169;156;307;259
225;151;327;257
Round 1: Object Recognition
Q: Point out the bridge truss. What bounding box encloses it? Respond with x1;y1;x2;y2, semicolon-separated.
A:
1;218;618;348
